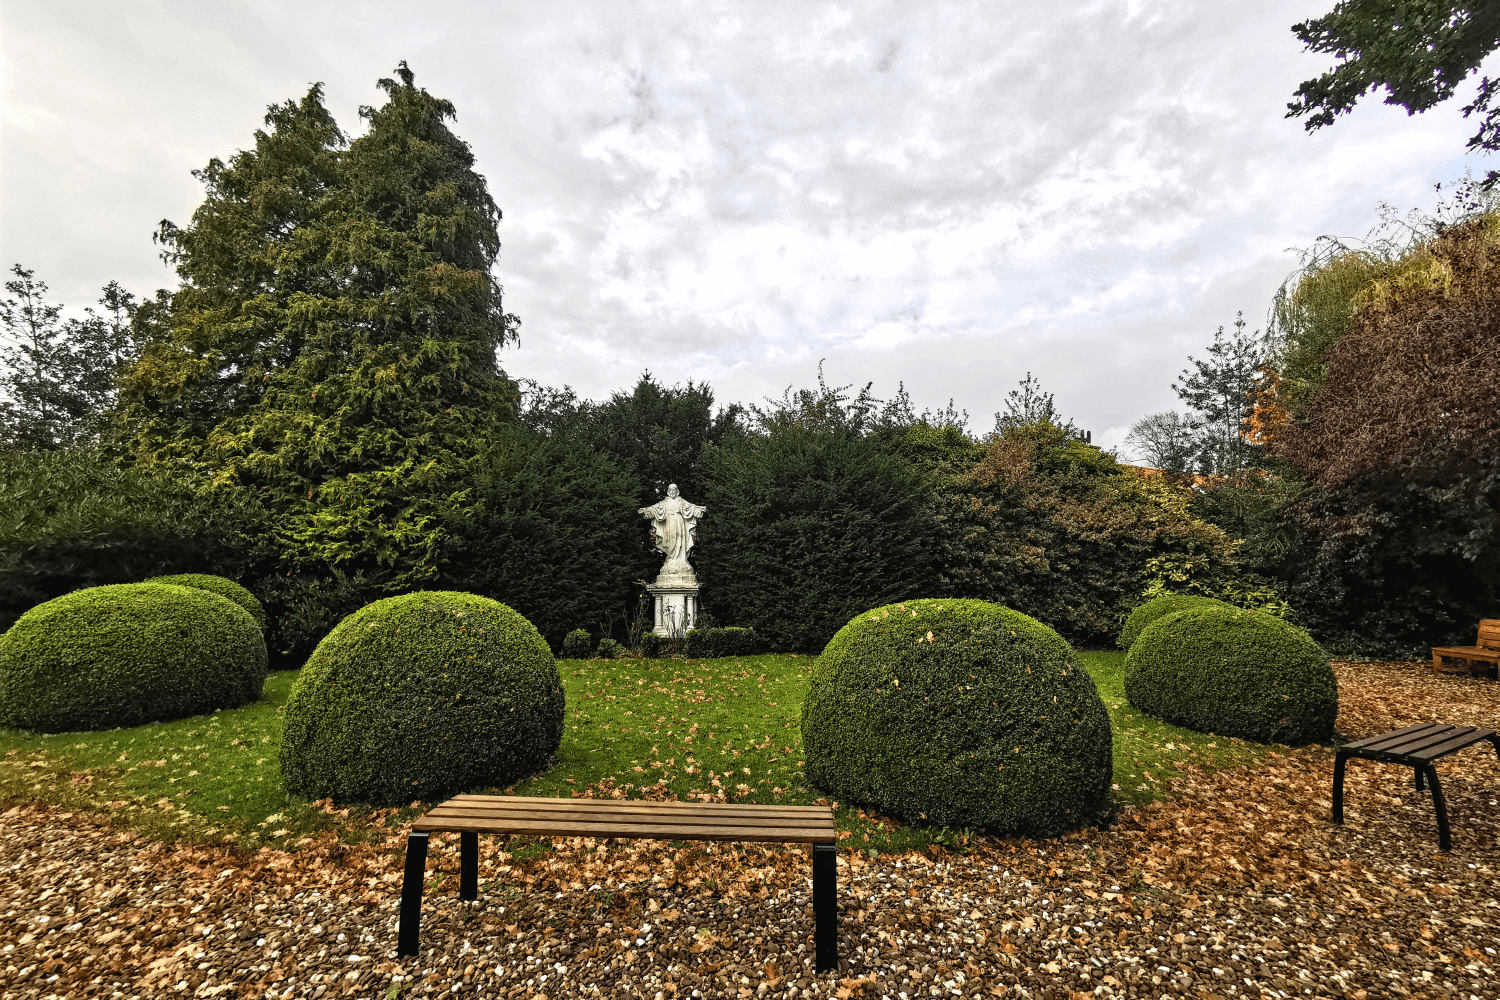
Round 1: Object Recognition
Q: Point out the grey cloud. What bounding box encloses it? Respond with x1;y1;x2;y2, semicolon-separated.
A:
2;0;1491;451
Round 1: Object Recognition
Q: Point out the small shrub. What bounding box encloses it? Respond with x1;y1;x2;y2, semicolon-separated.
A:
684;626;764;659
1117;594;1230;651
639;631;666;658
801;598;1113;837
595;637;625;659
0;583;266;732
1124;604;1337;744
146;573;266;629
561;629;592;659
280;591;563;806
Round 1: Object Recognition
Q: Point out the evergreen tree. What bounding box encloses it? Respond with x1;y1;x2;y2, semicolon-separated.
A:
1173;313;1266;476
117;63;519;593
991;372;1077;439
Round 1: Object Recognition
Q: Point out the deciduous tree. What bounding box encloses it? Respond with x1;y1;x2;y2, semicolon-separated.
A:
1287;1;1500;186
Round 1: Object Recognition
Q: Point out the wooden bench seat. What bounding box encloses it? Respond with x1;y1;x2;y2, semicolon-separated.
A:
1332;722;1500;851
397;795;841;969
1431;619;1500;679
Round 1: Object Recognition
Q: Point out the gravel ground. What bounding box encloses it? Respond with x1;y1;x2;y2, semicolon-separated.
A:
2;660;1496;1000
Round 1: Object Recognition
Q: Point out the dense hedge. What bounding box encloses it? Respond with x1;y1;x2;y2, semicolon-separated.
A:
696;426;940;652
0;449;271;634
147;573;266;629
936;424;1241;645
1117;594;1229;651
801;598;1112;836
280;591;564;806
0;583;267;732
1124;604;1337;744
440;423;643;652
684;627;763;659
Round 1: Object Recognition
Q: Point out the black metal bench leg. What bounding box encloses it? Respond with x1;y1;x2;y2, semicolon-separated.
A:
398;832;430;958
1423;764;1451;851
1331;752;1349;824
460;831;478;901
1415;765;1426;791
813;842;837;972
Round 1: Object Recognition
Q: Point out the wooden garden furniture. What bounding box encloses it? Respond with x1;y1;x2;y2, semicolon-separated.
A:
1431;619;1500;679
1332;722;1500;851
397;795;841;970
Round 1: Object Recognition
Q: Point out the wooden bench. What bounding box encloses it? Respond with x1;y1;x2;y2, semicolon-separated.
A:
1332;723;1500;851
397;795;841;970
1431;619;1500;679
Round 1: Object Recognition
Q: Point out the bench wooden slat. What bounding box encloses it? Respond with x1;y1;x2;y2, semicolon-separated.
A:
1371;725;1474;756
1339;722;1443;752
429;803;828;821
1432;645;1500;659
439;794;822;820
412;814;834;842
1406;728;1496;760
416;805;834;831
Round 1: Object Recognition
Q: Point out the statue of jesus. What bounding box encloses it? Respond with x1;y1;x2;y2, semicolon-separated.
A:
639;484;706;584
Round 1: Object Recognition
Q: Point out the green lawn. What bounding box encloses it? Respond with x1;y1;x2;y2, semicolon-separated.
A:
0;650;1284;854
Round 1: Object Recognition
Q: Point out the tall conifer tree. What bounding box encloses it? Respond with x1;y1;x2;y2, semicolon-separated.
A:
118;64;518;590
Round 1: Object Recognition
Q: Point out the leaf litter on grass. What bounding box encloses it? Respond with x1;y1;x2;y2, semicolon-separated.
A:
2;656;1497;997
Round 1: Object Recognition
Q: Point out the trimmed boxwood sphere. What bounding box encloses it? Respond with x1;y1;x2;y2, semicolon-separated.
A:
801;598;1112;837
147;573;266;629
280;591;564;806
1117;593;1229;651
0;583;267;732
1124;604;1337;744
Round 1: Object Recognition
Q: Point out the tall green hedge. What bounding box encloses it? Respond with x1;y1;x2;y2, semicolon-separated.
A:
0;582;267;732
936;424;1241;644
439;424;643;652
280;591;564;806
0;449;271;634
696;426;939;652
801;598;1113;836
1124;604;1337;744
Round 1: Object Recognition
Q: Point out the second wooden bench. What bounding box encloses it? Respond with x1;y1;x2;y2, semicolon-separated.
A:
397;795;841;970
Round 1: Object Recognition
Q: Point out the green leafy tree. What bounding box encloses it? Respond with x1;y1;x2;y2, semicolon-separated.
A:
1;267;137;450
936;422;1245;643
1288;1;1500;187
117;64;519;597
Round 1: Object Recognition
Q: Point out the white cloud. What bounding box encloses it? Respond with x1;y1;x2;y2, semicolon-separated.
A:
3;0;1495;438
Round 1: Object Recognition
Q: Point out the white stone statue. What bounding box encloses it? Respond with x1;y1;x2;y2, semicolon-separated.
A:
638;484;706;586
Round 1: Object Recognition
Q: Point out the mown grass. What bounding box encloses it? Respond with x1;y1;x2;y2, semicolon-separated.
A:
0;650;1287;855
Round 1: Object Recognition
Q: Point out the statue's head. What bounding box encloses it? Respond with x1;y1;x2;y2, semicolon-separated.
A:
667;483;680;498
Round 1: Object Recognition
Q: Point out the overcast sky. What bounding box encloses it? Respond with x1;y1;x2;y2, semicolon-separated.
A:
3;1;1495;457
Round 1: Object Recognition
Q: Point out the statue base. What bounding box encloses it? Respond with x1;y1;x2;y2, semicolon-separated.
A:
646;582;700;637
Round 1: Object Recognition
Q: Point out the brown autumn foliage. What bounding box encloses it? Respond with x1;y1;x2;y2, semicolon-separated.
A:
1274;213;1500;504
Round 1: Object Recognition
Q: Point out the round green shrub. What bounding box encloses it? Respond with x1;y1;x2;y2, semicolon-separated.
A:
0;583;267;732
594;638;625;659
280;591;564;806
146;573;266;629
1124;604;1337;744
560;628;592;660
801;598;1113;837
1117;593;1230;651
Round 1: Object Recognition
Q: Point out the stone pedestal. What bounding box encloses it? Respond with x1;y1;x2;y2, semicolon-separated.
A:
647;582;700;637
